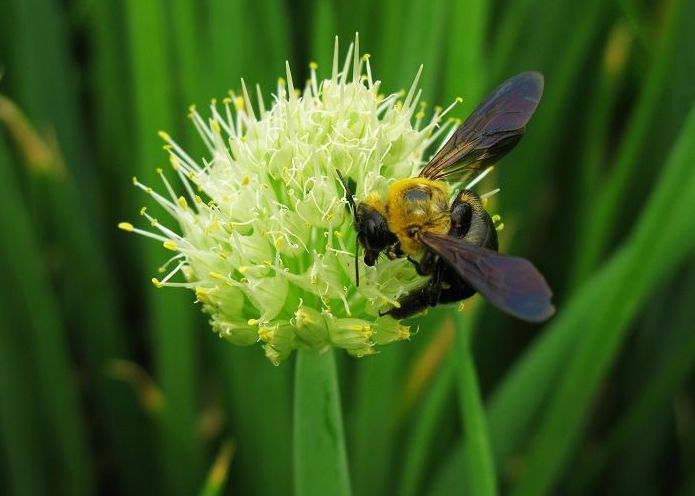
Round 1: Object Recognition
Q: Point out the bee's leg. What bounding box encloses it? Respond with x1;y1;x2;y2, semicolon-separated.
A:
386;242;402;260
381;287;431;319
407;250;437;276
428;262;443;306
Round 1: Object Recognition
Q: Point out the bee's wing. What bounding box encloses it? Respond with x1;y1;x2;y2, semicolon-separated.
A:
419;72;544;182
417;232;554;322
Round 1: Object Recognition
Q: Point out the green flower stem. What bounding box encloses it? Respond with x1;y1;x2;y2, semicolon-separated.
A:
294;348;351;496
454;313;498;496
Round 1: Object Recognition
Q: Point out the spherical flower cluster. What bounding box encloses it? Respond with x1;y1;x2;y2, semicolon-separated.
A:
120;37;465;364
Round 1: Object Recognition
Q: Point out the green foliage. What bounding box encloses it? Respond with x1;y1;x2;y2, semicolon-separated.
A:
0;0;693;494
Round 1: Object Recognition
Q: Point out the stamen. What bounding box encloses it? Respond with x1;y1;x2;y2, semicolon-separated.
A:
480;188;501;200
403;64;423;109
466;166;495;189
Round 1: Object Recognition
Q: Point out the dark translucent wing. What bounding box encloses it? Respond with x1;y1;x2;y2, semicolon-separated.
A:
420;72;544;181
418;232;554;322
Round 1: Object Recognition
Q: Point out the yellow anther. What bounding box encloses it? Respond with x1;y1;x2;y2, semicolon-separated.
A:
209;271;226;280
139;207;147;215
395;101;403;111
238;266;248;274
309;61;318;70
151;278;163;288
132;176;138;185
434;105;443;113
239;277;248;284
156;167;163;174
223;97;232;104
419;101;427;108
158;130;171;141
149;218;158;226
458;302;466;312
240;136;247;142
169;155;180;169
491;214;501;223
496;223;505;232
188;104;196;113
258;327;272;342
362;53;371;60
263;260;272;266
247;319;259;326
392;300;402;309
399;326;411;340
278;77;286;86
210;98;217;106
194;195;203;203
210;120;221;133
455;96;463;103
163;240;177;251
274;237;284;249
416;111;425;119
177;196;188;209
241;175;250;185
118;222;134;232
195;287;209;303
234;97;244;111
145;187;153;194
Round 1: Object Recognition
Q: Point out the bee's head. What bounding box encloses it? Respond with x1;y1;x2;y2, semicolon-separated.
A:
357;203;397;266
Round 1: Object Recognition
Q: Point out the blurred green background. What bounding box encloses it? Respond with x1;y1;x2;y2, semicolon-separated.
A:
1;0;695;494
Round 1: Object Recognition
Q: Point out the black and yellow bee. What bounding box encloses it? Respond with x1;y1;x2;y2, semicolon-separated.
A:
337;72;554;322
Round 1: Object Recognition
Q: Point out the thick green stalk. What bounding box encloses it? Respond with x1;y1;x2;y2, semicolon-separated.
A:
294;348;351;496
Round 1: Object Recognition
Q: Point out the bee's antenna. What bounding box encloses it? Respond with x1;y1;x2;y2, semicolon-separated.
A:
336;170;360;287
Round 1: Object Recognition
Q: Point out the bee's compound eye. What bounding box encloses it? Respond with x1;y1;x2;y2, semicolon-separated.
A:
365;219;378;238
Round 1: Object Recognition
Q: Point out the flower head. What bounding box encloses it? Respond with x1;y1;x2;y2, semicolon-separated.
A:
120;36;466;364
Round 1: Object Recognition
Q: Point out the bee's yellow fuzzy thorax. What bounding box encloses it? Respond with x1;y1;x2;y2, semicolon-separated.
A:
384;178;451;255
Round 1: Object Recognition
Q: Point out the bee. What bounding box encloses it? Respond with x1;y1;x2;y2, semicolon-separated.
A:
337;71;554;322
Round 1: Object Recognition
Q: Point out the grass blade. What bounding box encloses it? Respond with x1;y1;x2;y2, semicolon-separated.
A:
428;102;695;493
571;0;690;283
454;313;498;496
199;440;236;496
124;1;203;493
0;302;48;496
398;355;455;496
0;133;92;495
510;102;695;495
294;348;351;496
